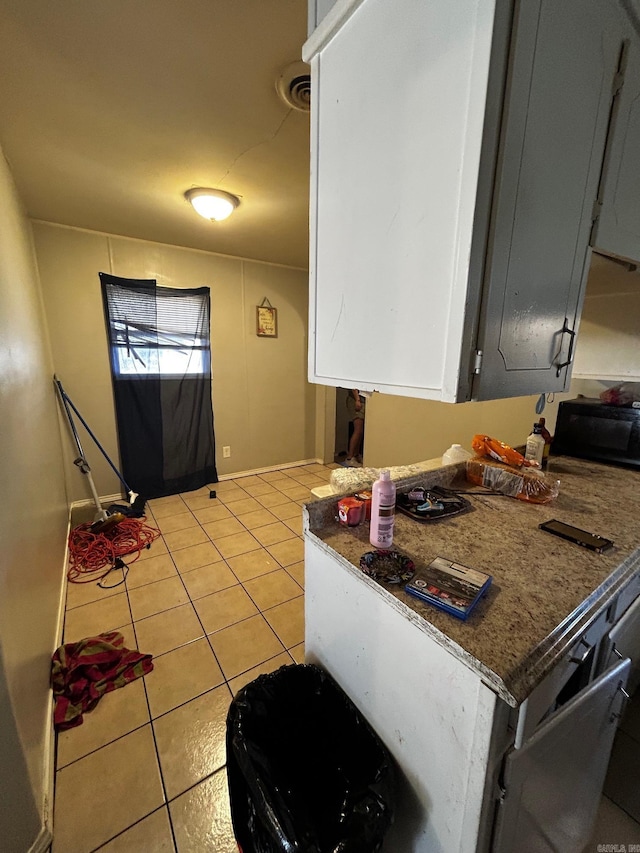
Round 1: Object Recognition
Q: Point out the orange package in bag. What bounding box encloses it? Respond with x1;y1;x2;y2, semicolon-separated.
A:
466;458;560;504
471;434;535;468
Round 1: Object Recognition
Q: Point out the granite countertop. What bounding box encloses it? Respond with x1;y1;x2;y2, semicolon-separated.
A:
304;456;640;706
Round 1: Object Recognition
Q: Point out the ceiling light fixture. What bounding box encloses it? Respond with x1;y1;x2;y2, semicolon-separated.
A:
185;188;240;221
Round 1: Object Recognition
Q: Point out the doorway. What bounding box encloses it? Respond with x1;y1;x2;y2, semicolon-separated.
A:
334;388;366;464
334;388;350;463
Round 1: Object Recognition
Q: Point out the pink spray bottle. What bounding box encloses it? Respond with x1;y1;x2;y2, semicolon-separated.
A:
369;469;396;549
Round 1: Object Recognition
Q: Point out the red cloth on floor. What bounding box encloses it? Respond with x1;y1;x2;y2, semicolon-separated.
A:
51;630;153;730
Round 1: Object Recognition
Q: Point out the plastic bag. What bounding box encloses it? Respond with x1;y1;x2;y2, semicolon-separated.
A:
466;458;560;504
226;664;395;853
600;382;640;407
471;434;536;468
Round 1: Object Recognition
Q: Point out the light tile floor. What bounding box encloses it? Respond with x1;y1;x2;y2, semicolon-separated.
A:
53;460;640;852
53;462;338;853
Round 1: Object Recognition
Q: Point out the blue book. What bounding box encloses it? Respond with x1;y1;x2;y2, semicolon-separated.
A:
404;556;492;621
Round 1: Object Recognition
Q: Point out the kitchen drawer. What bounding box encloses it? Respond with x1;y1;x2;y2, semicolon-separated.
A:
515;607;610;747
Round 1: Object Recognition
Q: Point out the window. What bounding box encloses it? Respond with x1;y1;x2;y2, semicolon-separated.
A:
101;277;211;378
111;318;208;376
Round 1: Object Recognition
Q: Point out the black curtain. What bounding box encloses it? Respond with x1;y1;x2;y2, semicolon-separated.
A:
100;273;218;499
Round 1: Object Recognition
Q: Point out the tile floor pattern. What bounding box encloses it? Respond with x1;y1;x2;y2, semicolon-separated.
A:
53;462;338;853
53;460;640;852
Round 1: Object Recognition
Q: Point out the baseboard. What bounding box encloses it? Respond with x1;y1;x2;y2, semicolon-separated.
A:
40;507;73;852
70;492;124;512
69;462;326;506
56;507;71;643
218;458;323;481
28;824;53;853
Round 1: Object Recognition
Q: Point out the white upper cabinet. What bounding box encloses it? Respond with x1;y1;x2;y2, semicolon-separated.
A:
304;0;629;402
591;4;640;264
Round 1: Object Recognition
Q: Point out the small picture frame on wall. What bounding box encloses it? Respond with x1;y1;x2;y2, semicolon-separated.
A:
256;300;278;337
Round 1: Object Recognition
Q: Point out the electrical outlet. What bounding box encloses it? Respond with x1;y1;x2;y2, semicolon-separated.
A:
223;446;231;458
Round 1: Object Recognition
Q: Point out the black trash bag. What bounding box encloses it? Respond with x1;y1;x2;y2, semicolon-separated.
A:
226;663;395;853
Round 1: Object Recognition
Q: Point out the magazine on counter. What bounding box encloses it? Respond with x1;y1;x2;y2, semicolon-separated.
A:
404;556;492;621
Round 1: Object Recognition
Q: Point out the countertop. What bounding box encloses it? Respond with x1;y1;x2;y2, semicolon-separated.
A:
304;456;640;706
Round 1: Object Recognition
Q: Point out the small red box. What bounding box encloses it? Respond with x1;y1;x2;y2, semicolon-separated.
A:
354;490;373;521
337;497;364;526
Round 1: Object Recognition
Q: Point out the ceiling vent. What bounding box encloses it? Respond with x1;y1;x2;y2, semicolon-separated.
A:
276;61;311;112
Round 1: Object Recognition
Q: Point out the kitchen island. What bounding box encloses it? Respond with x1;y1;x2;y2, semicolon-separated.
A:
303;456;640;852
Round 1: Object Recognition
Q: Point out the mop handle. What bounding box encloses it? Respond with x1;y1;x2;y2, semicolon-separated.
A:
54;376;87;461
54;377;132;494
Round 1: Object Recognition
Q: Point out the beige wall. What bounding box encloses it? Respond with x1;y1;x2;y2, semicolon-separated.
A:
33;223;315;503
362;391;567;468
573;252;640;381
0;151;68;851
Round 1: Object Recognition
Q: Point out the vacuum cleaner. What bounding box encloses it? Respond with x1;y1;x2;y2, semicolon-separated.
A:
54;376;146;525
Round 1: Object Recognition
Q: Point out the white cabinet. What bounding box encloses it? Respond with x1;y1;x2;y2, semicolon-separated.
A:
304;0;628;402
304;534;633;852
592;4;640;264
304;537;501;852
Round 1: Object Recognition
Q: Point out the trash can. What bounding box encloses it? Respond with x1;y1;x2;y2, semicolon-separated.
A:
226;663;395;853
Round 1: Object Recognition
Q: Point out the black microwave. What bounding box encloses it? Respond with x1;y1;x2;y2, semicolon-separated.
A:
552;397;640;469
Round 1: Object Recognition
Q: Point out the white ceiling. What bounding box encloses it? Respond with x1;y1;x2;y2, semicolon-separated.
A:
0;0;310;269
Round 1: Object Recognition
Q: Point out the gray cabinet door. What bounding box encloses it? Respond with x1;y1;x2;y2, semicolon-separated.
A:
492;658;630;853
473;0;626;401
592;6;640;264
603;593;640;694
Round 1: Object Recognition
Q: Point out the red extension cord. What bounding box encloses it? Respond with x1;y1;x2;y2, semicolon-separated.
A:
67;517;161;583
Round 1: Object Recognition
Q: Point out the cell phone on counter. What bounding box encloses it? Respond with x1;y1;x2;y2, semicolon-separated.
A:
539;519;613;553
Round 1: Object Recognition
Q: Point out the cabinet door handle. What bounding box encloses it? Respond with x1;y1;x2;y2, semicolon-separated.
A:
611;683;631;723
569;636;592;664
555;318;576;377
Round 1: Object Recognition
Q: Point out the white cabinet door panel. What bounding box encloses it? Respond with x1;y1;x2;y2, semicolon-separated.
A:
308;0;497;400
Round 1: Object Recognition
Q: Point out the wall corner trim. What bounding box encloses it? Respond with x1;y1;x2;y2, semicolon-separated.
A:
28;825;53;853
